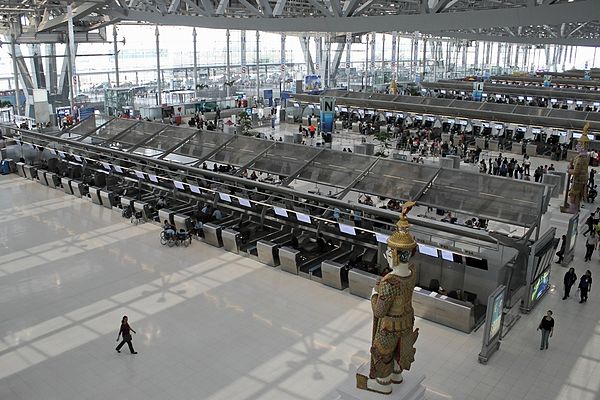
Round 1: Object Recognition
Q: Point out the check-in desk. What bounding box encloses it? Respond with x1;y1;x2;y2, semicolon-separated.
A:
475;137;486;150
203;222;225;247
158;208;175;224
335;121;344;131
71;180;87;198
99;189;115;208
133;200;151;219
46;172;60;188
321;260;349;290
488;140;499;151
412;287;475;333
279;246;301;274
16;162;26;178
279;244;349;280
37;169;49;185
120;196;135;210
89;187;103;205
222;224;280;255
23;164;37;180
257;233;293;266
526;143;538;157
348;268;379;299
222;228;241;253
61;177;74;195
351;124;360;133
173;214;190;231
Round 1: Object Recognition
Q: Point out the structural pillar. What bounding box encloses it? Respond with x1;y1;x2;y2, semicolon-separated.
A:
370;33;376;90
256;30;260;102
192;28;198;96
225;29;231;97
113;25;120;87
10;34;21;116
391;32;398;81
155;26;162;105
67;4;76;114
346;32;352;90
325;34;332;87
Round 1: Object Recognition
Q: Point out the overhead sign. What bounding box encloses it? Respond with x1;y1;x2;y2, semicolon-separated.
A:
320;96;335;134
473;82;484;92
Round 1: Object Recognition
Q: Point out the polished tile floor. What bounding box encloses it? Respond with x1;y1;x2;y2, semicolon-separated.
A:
0;166;598;400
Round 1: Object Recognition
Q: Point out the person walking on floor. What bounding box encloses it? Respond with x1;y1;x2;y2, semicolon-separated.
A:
537;310;554;350
555;235;567;264
563;268;577;300
116;315;138;354
583;214;595;236
584;231;598;262
579;270;593;303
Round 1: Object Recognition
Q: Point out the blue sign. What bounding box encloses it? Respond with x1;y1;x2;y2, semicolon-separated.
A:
263;89;273;107
320;97;335;134
79;107;95;121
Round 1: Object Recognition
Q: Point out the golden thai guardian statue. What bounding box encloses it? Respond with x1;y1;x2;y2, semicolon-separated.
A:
566;122;590;213
356;202;419;395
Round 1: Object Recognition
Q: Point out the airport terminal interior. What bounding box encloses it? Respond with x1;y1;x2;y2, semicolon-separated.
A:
1;1;600;399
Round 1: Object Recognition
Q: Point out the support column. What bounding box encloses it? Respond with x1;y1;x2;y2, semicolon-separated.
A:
155;26;162;105
370;33;376;90
241;30;247;77
514;45;519;69
315;36;322;80
113;25;120;87
381;33;385;84
391;32;397;81
345;33;352;90
226;29;231;97
325;34;332;87
10;34;21;116
256;30;260;102
67;4;76;114
280;33;286;95
192;28;198;95
473;41;479;73
364;33;369;90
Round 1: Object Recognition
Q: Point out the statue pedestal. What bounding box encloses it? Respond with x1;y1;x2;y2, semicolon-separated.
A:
336;362;425;400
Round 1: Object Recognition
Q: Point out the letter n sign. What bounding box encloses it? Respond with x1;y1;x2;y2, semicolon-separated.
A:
320;97;336;134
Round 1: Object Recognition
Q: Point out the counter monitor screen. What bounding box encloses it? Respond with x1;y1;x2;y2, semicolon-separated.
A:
385;112;393;117
366;109;374;115
532;128;541;134
308;104;314;108
274;207;288;217
440;90;446;94
527;97;533;101
495;124;503;129
482;123;490;128
495;94;501;98
459;120;468;125
148;174;159;183
426;116;435;122
518;96;524;100
293;103;300;108
482;93;488;97
415;116;423;120
577;101;583;105
113;165;123;173
447;119;455;124
218;192;231;202
174;181;185;190
441;250;453;262
567;100;574;104
341;107;348;112
296;212;311;224
189;185;201;194
134;170;144;179
339;223;356;236
238;198;251;208
375;232;390;244
397;113;404;118
418;244;439;258
465;256;488;270
594;102;600;107
551;99;557;103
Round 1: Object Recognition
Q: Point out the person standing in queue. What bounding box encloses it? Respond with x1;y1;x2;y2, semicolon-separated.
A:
116;316;138;354
537;310;554;350
563;268;577;300
579;270;593;303
555;235;567;264
584;231;598;262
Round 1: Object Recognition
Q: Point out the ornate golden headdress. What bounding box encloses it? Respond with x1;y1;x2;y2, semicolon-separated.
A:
579;122;591;150
387;201;417;264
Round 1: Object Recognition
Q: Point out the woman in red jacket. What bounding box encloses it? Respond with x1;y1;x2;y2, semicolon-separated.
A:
116;315;138;354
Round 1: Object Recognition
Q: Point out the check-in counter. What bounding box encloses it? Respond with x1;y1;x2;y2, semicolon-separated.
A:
89;187;103;205
120;196;135;210
173;214;190;231
475;137;486;150
257;240;279;266
488;140;499;151
71;180;87;198
158;208;175;224
133;200;151;219
348;268;379;299
279;246;301;274
321;260;349;290
46;172;60;188
37;169;48;185
23;164;37;180
222;228;241;254
16;162;26;178
99;189;115;208
61;177;74;195
203;222;224;247
526;143;538;157
351;124;360;133
412;287;475;333
335;121;344;131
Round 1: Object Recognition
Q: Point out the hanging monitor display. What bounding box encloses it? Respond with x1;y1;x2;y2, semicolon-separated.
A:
418;244;438;258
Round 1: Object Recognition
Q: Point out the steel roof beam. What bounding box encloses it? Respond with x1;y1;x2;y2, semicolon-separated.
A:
119;0;597;33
